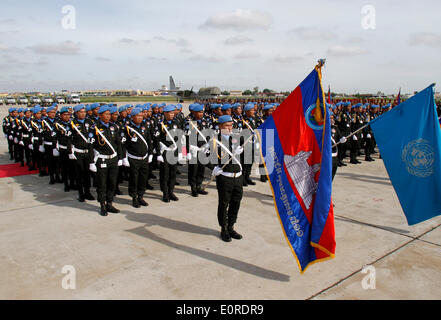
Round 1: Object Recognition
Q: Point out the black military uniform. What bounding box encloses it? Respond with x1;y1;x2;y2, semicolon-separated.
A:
336;109;351;166
89;119;123;215
350;110;362;164
241;115;259;186
68;117;95;202
156;117;181;202
42;117;61;184
55;118;76;191
20;115;34;170
213;131;244;242
121;119;153;207
30;117;46;176
331;123;343;181
185;113;211;197
2;113;14;160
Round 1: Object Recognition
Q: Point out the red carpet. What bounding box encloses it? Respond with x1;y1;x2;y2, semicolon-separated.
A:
0;163;39;178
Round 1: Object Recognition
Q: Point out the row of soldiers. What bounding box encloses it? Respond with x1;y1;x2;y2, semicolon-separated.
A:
2;102;275;214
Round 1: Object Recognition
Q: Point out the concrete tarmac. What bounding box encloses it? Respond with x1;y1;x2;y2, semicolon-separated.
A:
1;105;440;299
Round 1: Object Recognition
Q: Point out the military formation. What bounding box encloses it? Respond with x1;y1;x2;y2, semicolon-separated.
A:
4;97;427;242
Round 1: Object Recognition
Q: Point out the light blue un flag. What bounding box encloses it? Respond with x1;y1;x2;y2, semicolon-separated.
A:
370;84;441;225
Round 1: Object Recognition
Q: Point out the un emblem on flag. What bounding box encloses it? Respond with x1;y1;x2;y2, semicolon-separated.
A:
305;103;325;131
401;139;434;178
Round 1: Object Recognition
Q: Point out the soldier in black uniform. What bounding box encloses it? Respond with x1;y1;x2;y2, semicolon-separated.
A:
350;104;363;164
185;103;211;197
211;115;244;242
142;104;156;190
335;102;351;166
30;106;47;176
330;111;346;181
88;105;124;216
259;104;275;182
67;104;95;202
54;107;76;192
156;105;181;203
3;108;16;160
241;103;259;186
41;106;62;184
120;107;153;208
19;107;35;170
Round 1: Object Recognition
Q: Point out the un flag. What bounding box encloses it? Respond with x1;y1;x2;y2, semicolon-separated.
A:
370;84;441;225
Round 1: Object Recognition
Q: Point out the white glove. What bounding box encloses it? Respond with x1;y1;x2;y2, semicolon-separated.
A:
14;137;18;144
122;157;130;167
339;137;347;144
28;144;33;150
178;153;186;164
234;146;243;155
8;135;13;140
53;149;59;157
212;166;223;177
187;153;192;161
117;160;123;166
367;134;371;139
352;135;358;141
39;145;45;153
19;140;24;146
361;133;363;138
69;153;77;160
190;145;199;157
157;155;164;163
148;154;153;163
255;142;260;149
89;163;97;172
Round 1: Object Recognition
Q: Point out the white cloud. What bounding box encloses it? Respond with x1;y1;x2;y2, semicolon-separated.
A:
28;41;81;55
234;51;260;59
201;9;272;31
189;54;224;63
290;27;338;40
326;46;369;57
224;35;254;45
274;55;303;63
409;33;441;48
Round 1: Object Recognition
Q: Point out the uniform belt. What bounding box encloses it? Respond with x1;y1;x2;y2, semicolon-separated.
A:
97;152;117;160
127;152;148;160
58;144;67;150
33;137;39;140
73;147;88;154
221;171;242;178
22;134;29;138
44;141;53;145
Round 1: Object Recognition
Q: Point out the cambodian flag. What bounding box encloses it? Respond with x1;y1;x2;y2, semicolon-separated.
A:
258;62;335;273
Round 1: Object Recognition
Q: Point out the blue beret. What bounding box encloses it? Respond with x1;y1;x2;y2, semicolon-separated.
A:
60;106;69;114
218;115;233;124
130;107;143;116
8;107;17;113
135;104;142;109
176;104;182;110
98;105;110;114
152;104;158;108
46;106;55;113
244;103;254;111
109;106;118;114
17;108;24;113
232;103;241;110
160;103;166;107
117;105;126;113
85;105;92;112
188;103;195;111
73;104;85;112
33;106;42;113
210;103;221;110
263;104;274;110
221;104;232;111
24;107;33;113
192;104;204;112
163;104;176;112
144;103;151;110
371;105;379;109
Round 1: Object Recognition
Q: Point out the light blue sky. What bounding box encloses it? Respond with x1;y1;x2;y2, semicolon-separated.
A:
0;0;440;94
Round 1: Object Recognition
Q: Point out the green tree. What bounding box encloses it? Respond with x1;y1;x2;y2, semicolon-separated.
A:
243;90;253;96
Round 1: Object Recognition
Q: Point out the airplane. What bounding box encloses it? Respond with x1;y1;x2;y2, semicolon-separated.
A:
159;76;198;100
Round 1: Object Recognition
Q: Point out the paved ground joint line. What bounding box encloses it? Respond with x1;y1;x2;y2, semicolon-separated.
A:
306;222;441;300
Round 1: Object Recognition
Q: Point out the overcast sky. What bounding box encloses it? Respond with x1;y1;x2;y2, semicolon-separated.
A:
0;0;440;94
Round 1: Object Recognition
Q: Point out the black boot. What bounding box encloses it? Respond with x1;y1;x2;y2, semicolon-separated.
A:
169;193;179;201
145;183;154;190
191;186;198;197
114;187;122;195
106;202;120;213
228;225;243;240
246;177;256;185
49;175;55;185
138;196;148;207
197;187;208;195
132;197;140;208
84;190;95;201
162;194;170;203
55;175;62;183
100;202;108;216
260;175;267;182
220;226;232;242
64;184;70;192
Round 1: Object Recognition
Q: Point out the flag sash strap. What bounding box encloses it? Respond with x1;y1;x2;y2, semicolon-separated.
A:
71;121;88;144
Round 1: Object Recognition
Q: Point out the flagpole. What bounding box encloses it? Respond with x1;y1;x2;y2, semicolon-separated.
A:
332;123;370;147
